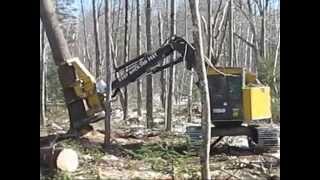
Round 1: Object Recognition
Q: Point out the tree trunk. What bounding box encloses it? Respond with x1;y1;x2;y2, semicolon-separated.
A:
40;23;47;127
244;27;250;68
41;0;90;131
80;0;91;71
166;0;176;132
187;70;194;123
207;0;212;60
110;0;126;115
146;0;153;128
104;0;112;147
273;31;280;86
136;0;142;117
229;0;233;67
248;33;254;71
92;0;101;78
158;12;168;124
166;0;170;38
260;7;266;60
189;0;211;179
185;0;193;123
122;0;129;121
40;146;78;172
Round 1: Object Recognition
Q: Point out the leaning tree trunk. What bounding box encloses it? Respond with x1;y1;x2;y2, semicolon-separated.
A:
104;0;112;147
136;0;142;117
92;0;102;78
189;0;212;179
166;0;176;132
122;0;129;121
41;0;90;132
146;0;153;128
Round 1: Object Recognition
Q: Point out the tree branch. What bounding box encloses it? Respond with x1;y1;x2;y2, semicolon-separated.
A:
201;15;208;36
233;32;256;49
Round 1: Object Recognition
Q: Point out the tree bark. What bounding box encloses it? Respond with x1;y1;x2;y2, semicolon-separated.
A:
189;0;211;179
229;0;234;67
158;12;168;123
40;23;47;127
122;0;129;121
244;27;250;68
273;31;280;86
40;0;72;64
249;33;254;71
136;0;142;117
207;0;212;60
92;0;102;78
185;0;193;123
146;0;154;128
166;0;176;132
104;0;112;147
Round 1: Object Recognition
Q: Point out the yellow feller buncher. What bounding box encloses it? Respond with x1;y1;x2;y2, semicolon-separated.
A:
40;0;279;154
48;38;279;152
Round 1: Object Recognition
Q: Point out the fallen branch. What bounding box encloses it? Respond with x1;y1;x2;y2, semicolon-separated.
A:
219;167;241;180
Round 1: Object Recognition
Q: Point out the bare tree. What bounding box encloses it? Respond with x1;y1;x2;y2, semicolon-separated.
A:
158;12;168;127
136;0;142;117
80;0;91;71
273;26;280;91
234;0;270;73
166;0;176;131
146;0;154;128
207;0;212;60
189;0;211;179
185;0;193;123
104;0;112;147
229;0;234;66
92;0;102;78
122;0;129;120
40;22;47;127
159;12;167;111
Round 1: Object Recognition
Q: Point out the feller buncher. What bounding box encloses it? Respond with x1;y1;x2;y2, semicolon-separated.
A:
48;34;279;152
41;0;278;153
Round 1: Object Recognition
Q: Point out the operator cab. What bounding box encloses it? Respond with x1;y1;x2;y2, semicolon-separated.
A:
207;67;257;127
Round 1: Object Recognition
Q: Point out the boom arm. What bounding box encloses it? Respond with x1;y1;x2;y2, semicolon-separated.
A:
111;35;195;95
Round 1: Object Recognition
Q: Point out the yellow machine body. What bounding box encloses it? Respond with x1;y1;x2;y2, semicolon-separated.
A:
243;86;272;122
206;66;272;124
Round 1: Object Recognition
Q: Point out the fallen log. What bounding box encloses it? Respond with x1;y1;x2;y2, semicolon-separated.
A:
40;146;79;172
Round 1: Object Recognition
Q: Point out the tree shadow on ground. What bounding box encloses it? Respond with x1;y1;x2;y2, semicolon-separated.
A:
210;145;258;156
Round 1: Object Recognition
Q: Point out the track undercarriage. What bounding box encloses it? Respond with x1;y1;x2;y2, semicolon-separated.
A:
186;122;280;153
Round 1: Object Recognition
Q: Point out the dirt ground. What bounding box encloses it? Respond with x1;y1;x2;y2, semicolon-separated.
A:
40;100;280;180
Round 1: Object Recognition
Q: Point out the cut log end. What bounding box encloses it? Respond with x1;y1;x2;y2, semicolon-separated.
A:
56;148;79;172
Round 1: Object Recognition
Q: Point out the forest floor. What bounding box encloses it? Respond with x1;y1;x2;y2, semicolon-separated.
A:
40;99;280;180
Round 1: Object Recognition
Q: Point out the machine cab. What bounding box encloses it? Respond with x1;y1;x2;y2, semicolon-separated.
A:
207;67;269;127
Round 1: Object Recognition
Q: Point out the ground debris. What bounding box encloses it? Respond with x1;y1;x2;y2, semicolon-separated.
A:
42;102;279;180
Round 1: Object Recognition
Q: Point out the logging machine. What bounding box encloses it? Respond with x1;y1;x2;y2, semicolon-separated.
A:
52;35;279;152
